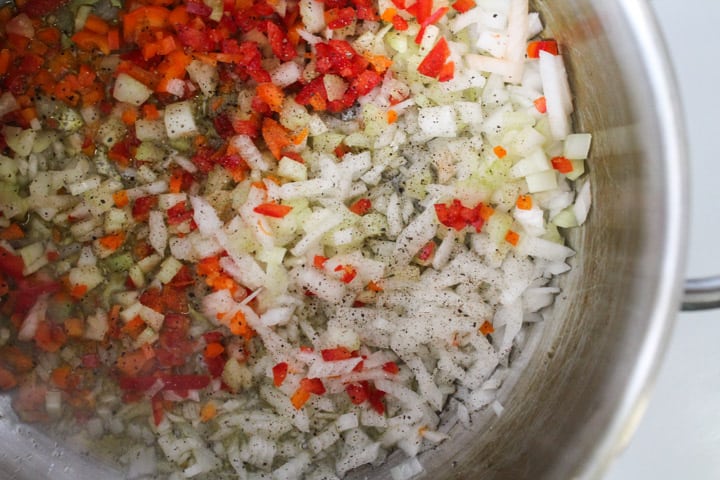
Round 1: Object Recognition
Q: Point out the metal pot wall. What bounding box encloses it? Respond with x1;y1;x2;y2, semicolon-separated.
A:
0;0;690;478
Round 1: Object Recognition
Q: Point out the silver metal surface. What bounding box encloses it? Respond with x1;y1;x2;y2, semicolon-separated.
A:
0;0;688;478
681;277;720;310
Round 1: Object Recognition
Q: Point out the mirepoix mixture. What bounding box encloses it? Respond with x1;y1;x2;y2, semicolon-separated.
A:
0;0;592;478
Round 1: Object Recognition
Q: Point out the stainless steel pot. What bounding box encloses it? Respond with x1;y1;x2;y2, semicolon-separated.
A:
0;0;693;478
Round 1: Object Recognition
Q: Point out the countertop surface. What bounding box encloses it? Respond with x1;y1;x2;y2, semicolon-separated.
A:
605;1;720;479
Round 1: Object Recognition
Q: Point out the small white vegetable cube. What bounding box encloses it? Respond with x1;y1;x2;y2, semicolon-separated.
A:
186;59;219;96
278;156;308;181
418;105;458;138
164;101;198;139
135;119;166;141
113;73;153;106
454;102;483;127
510;149;550;177
565;160;586;181
563;133;592;160
525;170;558;193
323;74;348;102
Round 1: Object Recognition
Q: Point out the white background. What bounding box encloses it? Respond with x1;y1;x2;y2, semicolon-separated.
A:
605;1;720;479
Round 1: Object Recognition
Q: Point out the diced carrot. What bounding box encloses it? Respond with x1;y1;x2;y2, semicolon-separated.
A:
204;342;225;359
50;365;72;389
478;203;495;221
0;223;25;240
169;170;183;193
291;127;309;146
387;109;398;124
167;5;189;27
291;386;311;409
121;107;138;125
516;195;533;210
367;280;383;292
142;103;160;120
534;96;547;114
262;117;293;160
381;7;397;22
505;230;520;246
71;30;110;55
83;14;110;35
493;145;507;158
228;311;254;339
365;54;393;73
479;320;495;335
256;83;285;113
108;28;121;51
121;315;146;339
63;317;85;337
0;49;10;76
113;190;130;208
99;232;125;251
200;401;217;422
70;284;88;299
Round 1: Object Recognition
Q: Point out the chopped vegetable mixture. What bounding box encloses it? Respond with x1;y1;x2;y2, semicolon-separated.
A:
0;0;592;478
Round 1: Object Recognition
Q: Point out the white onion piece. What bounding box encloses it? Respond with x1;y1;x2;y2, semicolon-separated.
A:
18;294;49;341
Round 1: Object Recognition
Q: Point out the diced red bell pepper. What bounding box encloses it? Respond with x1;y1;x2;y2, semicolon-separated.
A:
272;362;289;386
0;246;25;281
253;203;293;218
321;347;354;361
417;37;450;79
345;382;368;404
551;156;574;174
266;21;296;62
527;39;559;58
349;198;372;215
300;377;326;395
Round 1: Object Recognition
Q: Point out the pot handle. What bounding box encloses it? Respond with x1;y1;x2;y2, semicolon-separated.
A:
681;277;720;310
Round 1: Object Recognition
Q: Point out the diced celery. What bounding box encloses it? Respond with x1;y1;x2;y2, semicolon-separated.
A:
485;210;514;244
69;265;104;293
137;253;162;273
156;256;184;284
135;140;166;162
311;132;345;153
134;327;159;349
278;157;308;181
362;103;386;137
565;160;586;181
105;252;134;272
19;242;44;267
3;126;36;156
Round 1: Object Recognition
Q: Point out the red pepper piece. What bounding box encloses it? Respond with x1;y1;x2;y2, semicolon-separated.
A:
527;39;559;58
253;203;293;218
272;362;289;386
417;37;450;79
